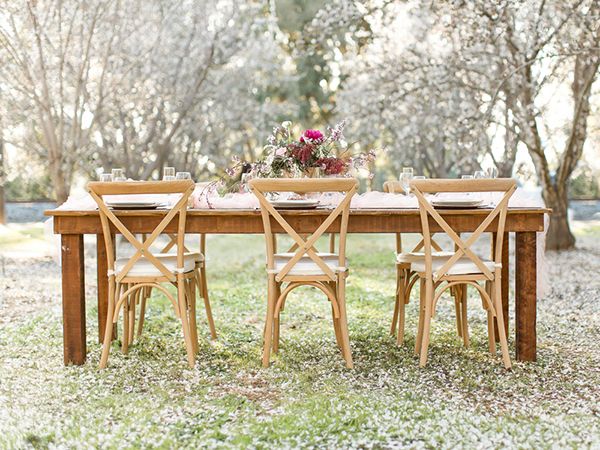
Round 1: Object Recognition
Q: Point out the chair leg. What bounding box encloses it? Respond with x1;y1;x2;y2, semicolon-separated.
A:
262;276;276;368
272;282;281;354
137;288;148;337
493;277;512;369
273;312;280;354
396;273;407;346
419;279;434;367
187;279;199;354
99;279;116;369
331;303;343;350
460;286;470;347
337;276;353;369
199;265;217;340
487;310;496;354
454;285;463;338
390;266;401;336
128;288;137;346
415;278;425;355
485;281;496;354
122;285;130;355
177;278;196;368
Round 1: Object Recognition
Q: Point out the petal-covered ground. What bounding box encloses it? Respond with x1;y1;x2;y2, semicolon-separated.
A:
1;225;599;448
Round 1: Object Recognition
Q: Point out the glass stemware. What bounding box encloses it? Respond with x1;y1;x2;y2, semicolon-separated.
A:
399;170;413;196
175;172;191;180
241;172;254;193
486;167;498;179
163;167;176;181
111;168;126;181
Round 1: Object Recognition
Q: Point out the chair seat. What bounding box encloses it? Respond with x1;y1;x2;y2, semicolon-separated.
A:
411;256;499;276
153;251;204;263
270;252;348;276
396;251;455;264
115;253;197;277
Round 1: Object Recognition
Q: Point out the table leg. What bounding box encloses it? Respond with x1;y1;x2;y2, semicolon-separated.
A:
493;232;509;342
515;232;537;362
61;234;86;365
97;234;109;343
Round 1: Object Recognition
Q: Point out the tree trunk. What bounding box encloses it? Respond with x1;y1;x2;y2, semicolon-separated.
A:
543;183;575;250
50;159;70;204
0;136;5;224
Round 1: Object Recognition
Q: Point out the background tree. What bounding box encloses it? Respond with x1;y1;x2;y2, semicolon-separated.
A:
438;0;600;249
0;0;124;202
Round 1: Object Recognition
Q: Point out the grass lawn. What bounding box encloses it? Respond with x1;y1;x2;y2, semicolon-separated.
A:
1;229;599;448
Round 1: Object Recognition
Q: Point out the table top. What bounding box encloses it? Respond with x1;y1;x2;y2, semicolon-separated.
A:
46;206;549;235
45;206;550;216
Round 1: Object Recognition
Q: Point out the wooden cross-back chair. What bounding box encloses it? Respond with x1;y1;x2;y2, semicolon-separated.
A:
410;178;516;368
250;178;358;368
88;180;200;369
136;232;216;341
383;181;464;347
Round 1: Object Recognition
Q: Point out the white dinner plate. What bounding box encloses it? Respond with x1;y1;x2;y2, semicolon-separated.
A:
270;199;320;209
106;201;166;210
431;198;484;208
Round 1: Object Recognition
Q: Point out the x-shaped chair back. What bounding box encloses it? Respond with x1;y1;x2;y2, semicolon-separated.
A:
410;178;516;282
250;178;358;282
88;180;195;283
383;180;443;253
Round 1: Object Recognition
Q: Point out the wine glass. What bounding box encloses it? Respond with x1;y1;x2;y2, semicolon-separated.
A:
175;172;191;180
163;167;176;181
99;173;112;182
241;172;254;193
486;167;498;179
399;170;413;196
111;168;126;181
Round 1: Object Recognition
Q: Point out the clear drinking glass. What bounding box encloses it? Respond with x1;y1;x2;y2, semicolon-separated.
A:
399;171;413;195
175;172;191;180
474;170;485;179
486;167;498;179
163;167;176;181
100;173;113;182
111;168;126;181
240;173;253;193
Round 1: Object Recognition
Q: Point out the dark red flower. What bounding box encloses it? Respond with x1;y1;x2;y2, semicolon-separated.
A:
291;143;314;165
316;157;347;175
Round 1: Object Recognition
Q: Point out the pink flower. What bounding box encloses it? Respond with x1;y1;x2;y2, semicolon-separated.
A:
300;129;324;143
275;147;287;156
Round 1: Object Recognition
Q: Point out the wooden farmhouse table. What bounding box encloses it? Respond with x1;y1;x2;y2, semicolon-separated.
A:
46;206;548;366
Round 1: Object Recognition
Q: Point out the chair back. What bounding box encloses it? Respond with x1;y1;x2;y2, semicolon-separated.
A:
384;180;443;253
410;178;516;281
88;180;195;282
249;178;358;281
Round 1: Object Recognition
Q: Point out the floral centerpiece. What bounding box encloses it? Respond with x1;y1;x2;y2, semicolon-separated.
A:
196;120;377;207
249;120;376;178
